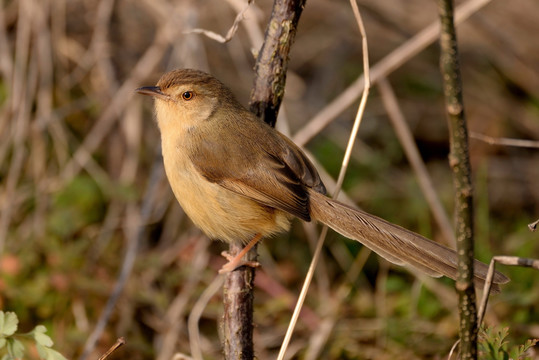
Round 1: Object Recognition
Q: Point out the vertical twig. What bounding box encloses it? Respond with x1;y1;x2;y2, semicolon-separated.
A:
221;1;306;359
437;0;477;359
222;251;256;360
249;0;306;127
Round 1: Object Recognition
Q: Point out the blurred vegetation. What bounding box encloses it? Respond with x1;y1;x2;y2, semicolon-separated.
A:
0;311;67;360
0;0;538;359
479;325;538;360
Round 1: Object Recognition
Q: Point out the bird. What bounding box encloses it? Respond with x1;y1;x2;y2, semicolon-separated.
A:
136;68;509;291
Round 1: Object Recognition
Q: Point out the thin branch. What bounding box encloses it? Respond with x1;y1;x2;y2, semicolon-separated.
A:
97;338;125;360
276;226;328;360
226;0;264;48
184;0;253;43
469;131;539;149
528;219;539;232
249;0;306;127
333;0;370;199
477;255;539;326
437;0;477;359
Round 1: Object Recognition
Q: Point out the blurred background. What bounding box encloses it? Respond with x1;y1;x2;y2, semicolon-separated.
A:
0;0;538;359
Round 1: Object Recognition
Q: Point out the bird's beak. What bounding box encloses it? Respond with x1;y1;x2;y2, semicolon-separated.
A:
136;86;169;100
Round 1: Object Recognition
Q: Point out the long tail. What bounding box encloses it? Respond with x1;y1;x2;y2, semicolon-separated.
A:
308;190;509;292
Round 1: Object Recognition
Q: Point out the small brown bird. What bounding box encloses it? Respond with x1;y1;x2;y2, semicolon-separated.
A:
137;69;508;290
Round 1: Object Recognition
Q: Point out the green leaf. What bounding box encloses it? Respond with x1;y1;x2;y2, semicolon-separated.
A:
34;325;47;333
33;325;54;347
36;344;67;360
46;348;67;360
6;338;24;359
0;312;18;337
34;331;54;347
36;343;48;359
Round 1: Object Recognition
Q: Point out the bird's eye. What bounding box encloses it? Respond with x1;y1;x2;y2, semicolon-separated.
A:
181;91;194;101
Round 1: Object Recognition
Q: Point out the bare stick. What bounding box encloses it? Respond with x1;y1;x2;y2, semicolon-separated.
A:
438;0;477;359
277;1;370;359
477;256;539;326
448;339;460;360
97;337;125;360
333;0;370;199
221;242;257;360
528;219;539;232
277;226;327;360
469;131;539;149
249;0;307;127
185;0;253;43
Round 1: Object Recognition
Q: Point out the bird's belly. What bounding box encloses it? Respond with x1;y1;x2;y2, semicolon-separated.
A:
163;154;290;244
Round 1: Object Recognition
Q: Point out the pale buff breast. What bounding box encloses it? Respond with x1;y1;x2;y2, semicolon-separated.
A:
160;137;291;244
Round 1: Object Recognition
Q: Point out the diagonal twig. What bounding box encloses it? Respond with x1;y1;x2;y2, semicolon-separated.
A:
477;255;539;326
184;0;253;43
469;131;539;149
528;219;539;232
292;0;494;148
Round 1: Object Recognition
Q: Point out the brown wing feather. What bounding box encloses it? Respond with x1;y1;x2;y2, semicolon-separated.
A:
188;110;325;222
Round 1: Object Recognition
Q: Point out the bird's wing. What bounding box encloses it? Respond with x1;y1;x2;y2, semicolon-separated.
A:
188;115;325;222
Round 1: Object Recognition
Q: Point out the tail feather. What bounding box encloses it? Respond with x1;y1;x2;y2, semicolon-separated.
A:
308;190;509;292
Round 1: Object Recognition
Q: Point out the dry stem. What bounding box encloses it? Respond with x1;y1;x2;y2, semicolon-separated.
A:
438;0;477;358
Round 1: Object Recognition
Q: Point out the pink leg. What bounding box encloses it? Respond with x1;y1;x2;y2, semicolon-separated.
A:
219;233;262;274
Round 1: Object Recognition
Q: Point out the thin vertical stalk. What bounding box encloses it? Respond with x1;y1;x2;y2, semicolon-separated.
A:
437;0;477;359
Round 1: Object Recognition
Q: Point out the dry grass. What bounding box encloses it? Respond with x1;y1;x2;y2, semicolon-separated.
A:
0;0;538;359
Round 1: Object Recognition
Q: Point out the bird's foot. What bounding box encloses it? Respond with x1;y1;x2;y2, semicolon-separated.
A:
219;251;260;273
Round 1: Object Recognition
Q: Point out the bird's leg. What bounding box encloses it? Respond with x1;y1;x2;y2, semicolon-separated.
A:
219;233;262;274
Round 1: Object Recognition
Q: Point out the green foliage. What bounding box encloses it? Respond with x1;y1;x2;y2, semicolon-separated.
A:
0;311;67;360
479;325;538;360
49;175;105;238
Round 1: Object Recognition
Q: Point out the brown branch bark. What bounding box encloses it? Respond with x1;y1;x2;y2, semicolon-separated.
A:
249;0;306;127
222;251;256;360
221;1;306;359
437;0;477;359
